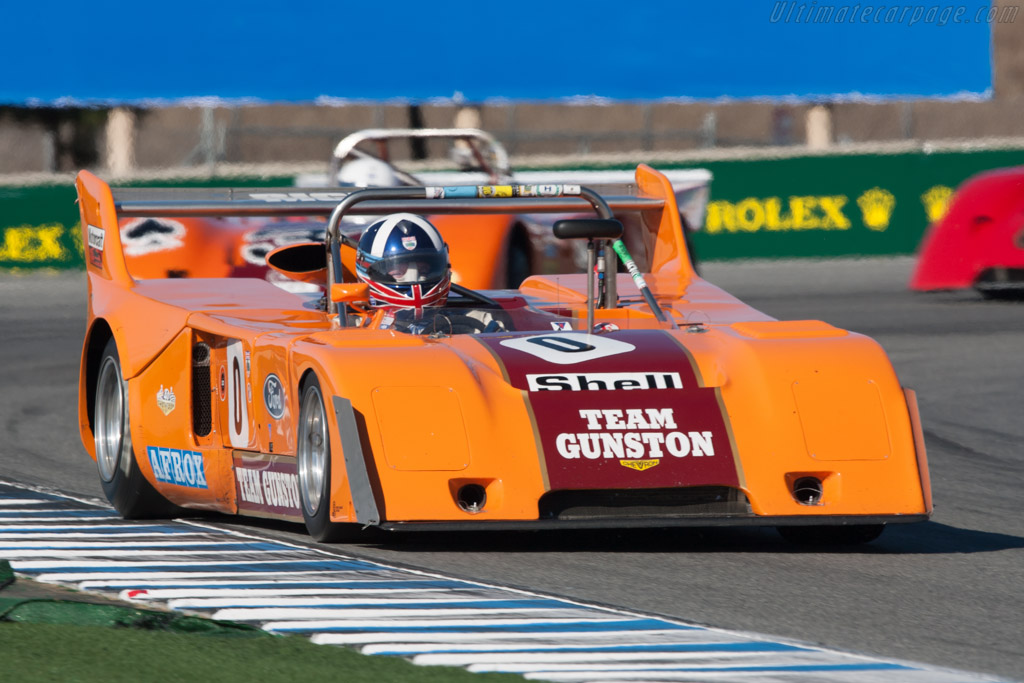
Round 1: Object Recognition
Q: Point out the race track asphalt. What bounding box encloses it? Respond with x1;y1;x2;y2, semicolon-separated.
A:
1;258;1021;680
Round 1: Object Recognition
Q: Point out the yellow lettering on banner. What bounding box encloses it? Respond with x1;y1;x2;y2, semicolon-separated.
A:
789;196;811;228
920;186;953;223
705;201;735;234
69;222;83;256
819;196;851;228
0;225;67;262
857;188;896;231
706;196;852;234
764;197;792;230
735;198;764;232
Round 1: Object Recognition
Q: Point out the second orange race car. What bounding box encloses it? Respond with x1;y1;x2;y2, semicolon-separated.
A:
119;128;712;291
76;165;931;544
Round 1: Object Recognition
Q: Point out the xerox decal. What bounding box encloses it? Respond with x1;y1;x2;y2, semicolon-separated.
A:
146;446;208;489
232;452;302;520
480;330;739;490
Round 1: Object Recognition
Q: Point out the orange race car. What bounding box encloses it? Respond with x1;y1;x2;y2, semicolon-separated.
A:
121;128;712;291
77;165;931;545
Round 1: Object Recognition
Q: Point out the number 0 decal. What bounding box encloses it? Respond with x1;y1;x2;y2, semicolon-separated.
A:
227;341;250;447
499;332;635;365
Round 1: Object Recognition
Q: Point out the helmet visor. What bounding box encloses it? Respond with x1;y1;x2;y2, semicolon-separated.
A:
365;252;449;285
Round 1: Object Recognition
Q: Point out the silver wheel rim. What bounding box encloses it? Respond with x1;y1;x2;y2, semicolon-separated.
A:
298;385;328;517
95;356;124;483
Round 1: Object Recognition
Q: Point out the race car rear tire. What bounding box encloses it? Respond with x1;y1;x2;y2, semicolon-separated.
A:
94;338;181;519
297;374;364;543
505;238;531;288
776;524;885;546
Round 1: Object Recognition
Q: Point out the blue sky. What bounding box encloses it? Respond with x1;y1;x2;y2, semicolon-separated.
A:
4;0;993;104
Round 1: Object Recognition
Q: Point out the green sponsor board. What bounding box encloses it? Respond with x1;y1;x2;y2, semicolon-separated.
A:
3;147;1024;269
683;148;1024;260
0;177;290;270
0;184;82;270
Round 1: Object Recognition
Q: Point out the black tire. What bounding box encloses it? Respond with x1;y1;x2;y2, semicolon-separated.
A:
682;218;700;277
297;374;364;543
777;524;885;546
94;338;180;519
505;239;531;288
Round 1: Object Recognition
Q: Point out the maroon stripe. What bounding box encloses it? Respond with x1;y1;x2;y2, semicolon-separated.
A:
233;453;303;520
479;331;739;491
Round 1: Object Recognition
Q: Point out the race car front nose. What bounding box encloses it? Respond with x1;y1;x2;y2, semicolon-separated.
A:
371;385;471;471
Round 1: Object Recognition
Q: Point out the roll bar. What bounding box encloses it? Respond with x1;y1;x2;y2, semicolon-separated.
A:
111;183;671;326
323;184;612;316
326;128;512;184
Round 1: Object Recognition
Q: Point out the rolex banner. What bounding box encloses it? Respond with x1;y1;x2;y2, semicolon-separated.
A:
0;177;283;271
2;146;1024;270
686;146;1024;260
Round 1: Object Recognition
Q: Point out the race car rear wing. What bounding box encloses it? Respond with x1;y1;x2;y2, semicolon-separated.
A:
107;184;660;217
77;164;693;311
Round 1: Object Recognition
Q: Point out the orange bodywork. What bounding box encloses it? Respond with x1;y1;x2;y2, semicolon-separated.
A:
76;166;931;534
118;210;552;290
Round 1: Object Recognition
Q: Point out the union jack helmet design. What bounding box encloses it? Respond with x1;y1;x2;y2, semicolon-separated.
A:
355;213;451;310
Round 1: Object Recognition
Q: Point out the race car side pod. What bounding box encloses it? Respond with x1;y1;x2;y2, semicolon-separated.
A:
612;239;674;327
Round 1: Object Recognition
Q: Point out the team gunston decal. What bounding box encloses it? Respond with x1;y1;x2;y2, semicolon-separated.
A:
232;453;302;520
226;342;250;448
263;374;285;420
147;447;208;489
481;330;739;490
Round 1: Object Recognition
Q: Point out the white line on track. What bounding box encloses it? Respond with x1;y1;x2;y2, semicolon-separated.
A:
0;515;125;522
214;606;587;621
77;575;446;589
12;558;344;569
360;636;762;655
31;570;373;582
169;595;534;609
0;524;198;532
316;630;711;646
122;587;456;600
265;616;629;631
517;671;921;682
0;540;276;548
0;481;1006;683
422;651;829;666
4;549;299;558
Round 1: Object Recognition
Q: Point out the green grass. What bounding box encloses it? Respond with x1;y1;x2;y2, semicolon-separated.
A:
0;561;525;683
0;622;527;683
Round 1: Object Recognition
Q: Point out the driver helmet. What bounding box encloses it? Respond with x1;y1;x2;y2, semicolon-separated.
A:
355;213;451;310
337;158;400;187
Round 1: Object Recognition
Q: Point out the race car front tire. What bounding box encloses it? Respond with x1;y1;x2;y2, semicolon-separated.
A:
94;338;181;519
297;374;364;543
